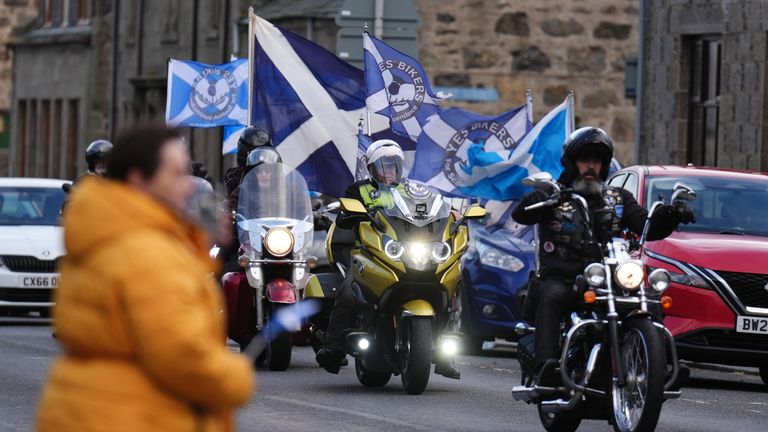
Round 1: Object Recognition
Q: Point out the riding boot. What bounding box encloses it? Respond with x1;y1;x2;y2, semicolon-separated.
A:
435;357;461;380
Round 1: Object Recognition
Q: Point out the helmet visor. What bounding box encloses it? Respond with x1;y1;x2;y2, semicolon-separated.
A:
369;155;403;185
246;148;281;167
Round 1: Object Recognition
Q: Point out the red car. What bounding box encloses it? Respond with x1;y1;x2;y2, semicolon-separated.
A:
608;165;768;387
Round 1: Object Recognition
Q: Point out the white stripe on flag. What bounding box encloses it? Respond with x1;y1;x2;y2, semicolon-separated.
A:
170;60;200;86
424;116;457;150
366;89;390;113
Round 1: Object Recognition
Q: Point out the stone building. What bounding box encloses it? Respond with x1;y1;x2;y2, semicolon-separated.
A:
0;0;38;175
639;0;768;171
7;0;641;181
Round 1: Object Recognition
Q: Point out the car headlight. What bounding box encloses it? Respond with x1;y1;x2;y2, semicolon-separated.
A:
615;261;644;290
648;268;671;293
432;242;452;263
584;263;606;287
384;239;404;260
647;266;710;290
264;227;294;257
480;249;524;272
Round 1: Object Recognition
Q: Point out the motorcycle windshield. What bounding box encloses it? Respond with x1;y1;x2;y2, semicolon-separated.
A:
380;181;451;228
237;164;313;256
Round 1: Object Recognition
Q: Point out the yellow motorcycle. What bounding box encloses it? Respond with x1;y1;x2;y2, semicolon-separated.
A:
305;181;485;394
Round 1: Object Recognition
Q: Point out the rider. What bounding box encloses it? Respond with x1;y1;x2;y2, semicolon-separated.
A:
512;127;694;382
221;147;283;272
315;139;404;373
224;126;273;194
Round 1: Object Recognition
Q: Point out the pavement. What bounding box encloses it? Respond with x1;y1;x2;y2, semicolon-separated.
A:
1;320;766;431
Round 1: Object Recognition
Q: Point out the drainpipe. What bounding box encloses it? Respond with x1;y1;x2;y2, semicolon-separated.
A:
110;0;120;140
374;0;384;38
634;0;646;165
137;0;144;76
189;0;200;159
219;0;231;176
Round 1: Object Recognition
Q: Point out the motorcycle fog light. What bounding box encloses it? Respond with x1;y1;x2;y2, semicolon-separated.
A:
432;242;452;263
584;263;606;287
264;227;294;257
358;338;371;351
384;239;404;260
648;268;671;293
440;338;459;356
615;261;644;290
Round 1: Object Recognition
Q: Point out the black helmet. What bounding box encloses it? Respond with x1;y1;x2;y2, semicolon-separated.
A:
85;139;113;174
237;126;272;167
245;147;282;168
558;127;614;185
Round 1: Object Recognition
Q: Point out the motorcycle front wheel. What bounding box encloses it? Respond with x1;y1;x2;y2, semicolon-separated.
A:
610;319;665;432
400;317;433;395
264;306;293;371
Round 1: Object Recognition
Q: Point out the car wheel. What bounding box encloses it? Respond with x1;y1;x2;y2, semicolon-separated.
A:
760;366;768;388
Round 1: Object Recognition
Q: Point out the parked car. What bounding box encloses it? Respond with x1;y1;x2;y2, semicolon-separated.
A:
0;178;69;315
459;219;535;353
608;165;768;386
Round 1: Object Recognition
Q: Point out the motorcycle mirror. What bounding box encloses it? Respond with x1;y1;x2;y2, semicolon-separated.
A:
522;171;553;187
463;205;487;219
339;198;367;214
671;182;697;202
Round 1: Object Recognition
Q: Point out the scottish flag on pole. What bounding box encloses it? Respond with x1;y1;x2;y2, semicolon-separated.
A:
248;13;405;197
355;126;373;181
363;33;449;142
411;95;571;201
165;59;248;128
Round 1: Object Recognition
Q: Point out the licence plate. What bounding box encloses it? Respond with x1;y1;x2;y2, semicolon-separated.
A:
18;276;59;288
736;315;768;335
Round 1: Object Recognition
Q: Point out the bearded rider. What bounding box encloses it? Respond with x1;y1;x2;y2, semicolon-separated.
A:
511;127;695;382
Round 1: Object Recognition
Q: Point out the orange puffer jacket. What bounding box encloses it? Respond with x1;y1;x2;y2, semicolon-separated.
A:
36;177;254;432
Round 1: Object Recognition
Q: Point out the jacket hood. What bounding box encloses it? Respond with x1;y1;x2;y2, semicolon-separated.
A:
62;177;207;262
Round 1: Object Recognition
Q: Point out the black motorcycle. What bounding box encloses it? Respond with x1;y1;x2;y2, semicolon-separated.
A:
512;173;696;432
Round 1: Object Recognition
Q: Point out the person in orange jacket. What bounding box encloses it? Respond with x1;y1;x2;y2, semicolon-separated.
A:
36;125;254;432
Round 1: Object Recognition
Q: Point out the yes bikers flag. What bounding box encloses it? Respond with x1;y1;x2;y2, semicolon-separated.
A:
165;59;248;128
363;33;449;142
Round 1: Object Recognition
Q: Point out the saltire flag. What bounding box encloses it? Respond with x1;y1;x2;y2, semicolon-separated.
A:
410;102;532;200
247;13;407;197
223;124;246;155
363;33;449;142
166;59;248;128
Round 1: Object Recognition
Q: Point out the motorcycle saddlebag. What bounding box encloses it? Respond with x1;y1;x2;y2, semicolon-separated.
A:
221;272;256;346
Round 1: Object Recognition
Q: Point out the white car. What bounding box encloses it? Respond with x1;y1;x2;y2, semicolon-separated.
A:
0;178;70;313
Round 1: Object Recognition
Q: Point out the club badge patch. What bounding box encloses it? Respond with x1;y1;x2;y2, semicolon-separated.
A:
543;241;556;253
189;67;238;121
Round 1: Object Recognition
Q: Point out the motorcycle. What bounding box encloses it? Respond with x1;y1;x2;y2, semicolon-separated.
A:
305;180;486;394
512;172;696;432
221;162;318;371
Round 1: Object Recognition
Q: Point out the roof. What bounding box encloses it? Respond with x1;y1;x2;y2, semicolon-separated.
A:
0;178;72;188
254;0;345;20
624;165;768;180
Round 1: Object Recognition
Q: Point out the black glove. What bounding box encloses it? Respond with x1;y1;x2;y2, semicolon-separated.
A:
191;161;215;185
313;211;331;231
519;189;550;210
672;199;696;224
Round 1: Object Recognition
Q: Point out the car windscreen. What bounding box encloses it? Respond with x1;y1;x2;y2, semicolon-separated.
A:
0;187;66;226
645;175;768;237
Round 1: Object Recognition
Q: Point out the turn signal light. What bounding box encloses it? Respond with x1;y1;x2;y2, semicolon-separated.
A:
583;290;597;304
661;296;673;310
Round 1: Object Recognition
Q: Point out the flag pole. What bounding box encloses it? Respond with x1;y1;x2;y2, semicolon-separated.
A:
525;88;533;126
247;8;255;130
567;90;576;135
363;23;372;137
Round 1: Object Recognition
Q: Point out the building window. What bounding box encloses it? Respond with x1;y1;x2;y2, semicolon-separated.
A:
687;36;721;166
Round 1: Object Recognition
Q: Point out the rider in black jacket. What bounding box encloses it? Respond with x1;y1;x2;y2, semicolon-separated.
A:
223;126;273;194
512;127;694;378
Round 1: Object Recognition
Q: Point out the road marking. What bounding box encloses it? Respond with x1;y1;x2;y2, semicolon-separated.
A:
263;395;431;430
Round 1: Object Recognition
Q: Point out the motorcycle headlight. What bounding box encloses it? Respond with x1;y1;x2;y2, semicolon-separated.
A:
431;242;452;263
384;239;404;260
406;242;430;265
615;261;644;290
584;263;606;287
264;227;294;257
648;268;671;293
480;249;525;272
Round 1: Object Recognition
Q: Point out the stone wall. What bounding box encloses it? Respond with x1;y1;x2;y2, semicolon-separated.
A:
414;0;640;164
640;0;768;171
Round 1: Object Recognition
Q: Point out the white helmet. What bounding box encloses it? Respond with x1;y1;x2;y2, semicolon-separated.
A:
365;139;404;185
